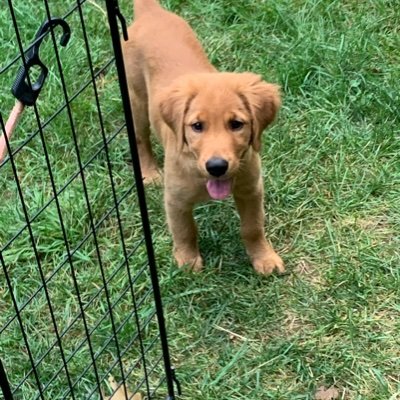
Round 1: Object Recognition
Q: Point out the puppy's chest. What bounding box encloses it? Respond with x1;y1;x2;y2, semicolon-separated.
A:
165;154;210;200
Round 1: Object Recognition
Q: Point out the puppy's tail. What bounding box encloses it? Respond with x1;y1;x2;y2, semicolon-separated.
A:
133;0;161;18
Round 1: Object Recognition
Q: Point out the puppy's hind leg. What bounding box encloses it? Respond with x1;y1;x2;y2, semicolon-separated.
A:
127;77;161;184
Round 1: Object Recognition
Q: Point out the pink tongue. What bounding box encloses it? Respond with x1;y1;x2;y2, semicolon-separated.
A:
206;179;232;200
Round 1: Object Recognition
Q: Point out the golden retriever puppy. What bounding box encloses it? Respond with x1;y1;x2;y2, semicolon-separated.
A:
122;0;285;275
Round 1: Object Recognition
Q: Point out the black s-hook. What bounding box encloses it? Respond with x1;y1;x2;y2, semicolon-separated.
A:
12;18;71;106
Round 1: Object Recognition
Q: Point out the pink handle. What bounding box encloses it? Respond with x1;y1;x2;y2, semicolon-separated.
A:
0;101;25;162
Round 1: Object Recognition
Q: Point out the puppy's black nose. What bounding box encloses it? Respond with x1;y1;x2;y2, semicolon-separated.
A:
206;157;229;177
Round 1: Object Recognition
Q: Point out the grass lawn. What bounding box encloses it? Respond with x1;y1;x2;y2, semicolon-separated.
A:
1;0;399;399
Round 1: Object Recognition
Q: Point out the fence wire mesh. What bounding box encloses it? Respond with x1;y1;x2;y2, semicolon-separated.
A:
0;1;175;399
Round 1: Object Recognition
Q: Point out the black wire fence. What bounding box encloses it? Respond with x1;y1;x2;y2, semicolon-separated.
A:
0;1;177;399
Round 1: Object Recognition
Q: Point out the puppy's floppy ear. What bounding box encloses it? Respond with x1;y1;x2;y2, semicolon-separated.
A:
238;73;281;152
156;78;196;151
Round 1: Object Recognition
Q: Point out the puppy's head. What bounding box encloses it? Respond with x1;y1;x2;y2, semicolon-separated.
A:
157;72;281;199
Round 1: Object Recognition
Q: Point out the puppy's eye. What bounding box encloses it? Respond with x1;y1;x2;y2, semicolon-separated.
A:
229;120;244;131
191;122;203;133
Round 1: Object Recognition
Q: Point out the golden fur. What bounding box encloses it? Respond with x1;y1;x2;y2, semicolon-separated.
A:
122;0;285;274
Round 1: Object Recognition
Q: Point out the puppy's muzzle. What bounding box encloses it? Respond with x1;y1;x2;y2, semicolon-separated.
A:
205;157;229;177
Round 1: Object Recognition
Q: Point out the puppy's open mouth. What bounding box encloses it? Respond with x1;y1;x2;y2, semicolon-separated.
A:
206;178;232;200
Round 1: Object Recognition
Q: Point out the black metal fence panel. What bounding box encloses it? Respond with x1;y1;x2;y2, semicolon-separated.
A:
0;1;176;399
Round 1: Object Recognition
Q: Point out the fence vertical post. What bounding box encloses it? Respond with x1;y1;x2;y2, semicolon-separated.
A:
104;1;177;399
0;358;13;400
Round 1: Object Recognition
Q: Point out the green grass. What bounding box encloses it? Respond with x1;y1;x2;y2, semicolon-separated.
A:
1;0;400;399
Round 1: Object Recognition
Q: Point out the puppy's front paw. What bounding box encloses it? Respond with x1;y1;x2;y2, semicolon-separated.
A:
252;251;285;275
174;250;204;272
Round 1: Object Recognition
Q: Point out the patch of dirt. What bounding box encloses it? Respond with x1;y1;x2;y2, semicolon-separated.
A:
314;386;340;400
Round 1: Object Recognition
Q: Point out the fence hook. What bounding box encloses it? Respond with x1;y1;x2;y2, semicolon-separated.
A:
11;18;71;106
